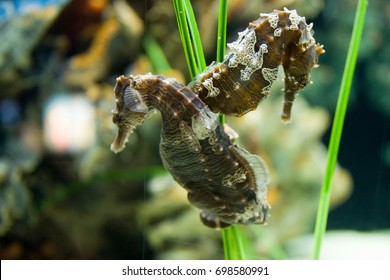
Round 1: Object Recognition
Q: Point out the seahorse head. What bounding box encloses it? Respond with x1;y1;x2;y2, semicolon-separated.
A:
110;75;153;153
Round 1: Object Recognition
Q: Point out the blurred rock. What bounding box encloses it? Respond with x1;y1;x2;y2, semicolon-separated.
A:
0;5;60;97
0;161;35;236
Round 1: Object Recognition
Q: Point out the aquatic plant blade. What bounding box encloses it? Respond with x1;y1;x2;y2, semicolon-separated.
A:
143;36;171;71
214;0;249;261
174;0;250;260
222;225;247;260
216;0;228;63
312;0;368;260
215;0;250;260
173;0;198;77
216;0;228;125
183;0;207;72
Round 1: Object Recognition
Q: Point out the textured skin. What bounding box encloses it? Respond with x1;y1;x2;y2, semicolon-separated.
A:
189;8;325;122
111;75;270;228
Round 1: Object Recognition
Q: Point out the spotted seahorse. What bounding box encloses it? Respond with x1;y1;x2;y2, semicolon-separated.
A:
111;74;270;228
189;8;325;122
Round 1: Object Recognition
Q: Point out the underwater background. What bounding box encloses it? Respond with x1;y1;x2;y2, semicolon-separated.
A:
0;0;389;259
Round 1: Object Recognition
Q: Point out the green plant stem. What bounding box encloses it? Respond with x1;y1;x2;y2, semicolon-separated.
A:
216;0;247;261
183;0;207;72
174;0;248;260
143;36;171;71
173;0;198;77
221;225;246;260
216;0;228;125
216;0;228;63
216;0;234;259
312;0;368;260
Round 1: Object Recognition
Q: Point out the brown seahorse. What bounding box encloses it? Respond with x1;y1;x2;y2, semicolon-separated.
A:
111;74;270;228
189;8;324;122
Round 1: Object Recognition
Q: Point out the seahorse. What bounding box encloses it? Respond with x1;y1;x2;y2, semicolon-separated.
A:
189;8;325;122
110;9;324;228
111;74;270;228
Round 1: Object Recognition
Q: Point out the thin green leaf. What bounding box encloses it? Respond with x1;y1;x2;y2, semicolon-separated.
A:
312;0;368;260
143;35;171;71
216;0;228;63
215;0;249;261
216;0;228;125
173;0;198;77
222;225;247;260
174;0;250;260
183;0;207;72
